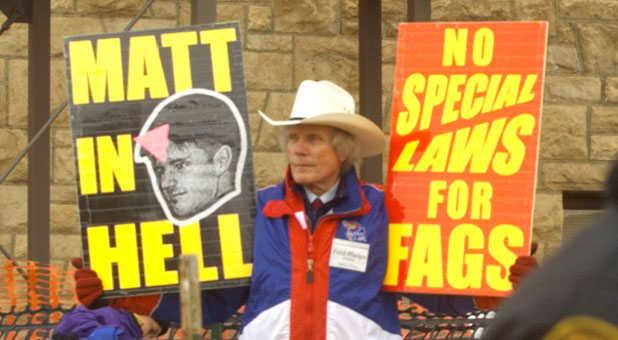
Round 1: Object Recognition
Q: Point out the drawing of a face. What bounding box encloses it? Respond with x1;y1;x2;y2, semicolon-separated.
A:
153;141;222;219
134;89;248;226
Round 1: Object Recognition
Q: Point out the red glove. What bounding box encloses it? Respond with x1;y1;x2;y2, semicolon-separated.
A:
72;257;104;308
508;242;539;289
474;242;539;310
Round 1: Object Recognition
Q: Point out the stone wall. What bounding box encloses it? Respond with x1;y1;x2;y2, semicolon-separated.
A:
0;0;616;268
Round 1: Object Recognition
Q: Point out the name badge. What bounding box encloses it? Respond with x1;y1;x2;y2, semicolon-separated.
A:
329;238;369;273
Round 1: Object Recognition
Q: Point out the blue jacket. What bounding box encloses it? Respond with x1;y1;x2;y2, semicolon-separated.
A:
149;169;476;339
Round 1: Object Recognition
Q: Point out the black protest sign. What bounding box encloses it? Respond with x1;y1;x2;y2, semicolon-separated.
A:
64;22;255;297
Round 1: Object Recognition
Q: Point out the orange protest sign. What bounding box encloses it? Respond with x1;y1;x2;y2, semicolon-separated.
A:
383;22;547;297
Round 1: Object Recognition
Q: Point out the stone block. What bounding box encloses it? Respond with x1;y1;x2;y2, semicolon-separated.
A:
341;19;358;36
539;105;587;160
8;59;27;127
253;152;287;188
591;135;618;160
591;106;618;133
77;0;142;15
382;39;398;64
246;91;268;113
254;92;295;152
101;18;175;34
52;0;74;12
244;51;292;91
0;128;28;182
532;193;563;242
544;76;601;104
248;6;272;32
514;0;557;40
218;4;246;35
178;3;191;27
606;78;618;103
50;60;70;127
383;93;393;133
383;64;395;92
51;234;82;259
246;35;292;52
560;0;618;20
13;234;27;259
0;185;27;233
556;22;576;44
0;23;28;57
146;2;177;19
248;113;261;147
432;0;512;21
541;162;609;191
51;203;79;233
295;36;358;92
546;44;581;74
383;0;406;22
342;0;358;18
384;21;399;39
274;0;337;34
0;234;14;258
52;147;76;184
51;184;78;203
51;16;106;57
576;23;618;75
53;128;73;149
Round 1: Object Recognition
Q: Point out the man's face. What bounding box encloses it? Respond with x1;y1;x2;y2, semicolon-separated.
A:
286;125;344;196
153;141;219;219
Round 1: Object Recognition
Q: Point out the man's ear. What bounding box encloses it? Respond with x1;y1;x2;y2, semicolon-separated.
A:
213;145;233;175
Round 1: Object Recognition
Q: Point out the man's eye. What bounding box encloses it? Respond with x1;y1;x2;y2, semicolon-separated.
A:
174;161;187;170
288;134;298;142
154;167;164;176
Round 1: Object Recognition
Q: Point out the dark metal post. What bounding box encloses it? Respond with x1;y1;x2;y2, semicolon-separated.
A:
27;0;50;263
191;0;217;25
359;0;383;183
408;0;431;22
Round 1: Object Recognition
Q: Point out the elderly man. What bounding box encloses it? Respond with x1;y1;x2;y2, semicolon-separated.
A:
74;80;536;340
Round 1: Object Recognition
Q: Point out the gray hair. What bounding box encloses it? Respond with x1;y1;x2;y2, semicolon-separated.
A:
279;126;361;172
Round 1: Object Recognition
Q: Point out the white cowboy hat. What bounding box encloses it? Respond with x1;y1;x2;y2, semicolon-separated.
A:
258;80;386;157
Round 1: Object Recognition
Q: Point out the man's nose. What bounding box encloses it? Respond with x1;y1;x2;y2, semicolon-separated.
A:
160;170;176;189
289;140;308;155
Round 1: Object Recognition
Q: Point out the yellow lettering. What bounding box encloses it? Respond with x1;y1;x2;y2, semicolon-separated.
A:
470;181;492;220
392;141;419;172
442;28;468;66
415;132;451;172
493;114;535;176
161;31;198;93
447;118;506;173
76;137;98;195
421;75;448;130
486;224;522;291
447;180;468;220
218;214;252;279
472;28;494;66
446;224;484;289
88;224;140;290
406;224;443;288
427;181;446;218
461;73;488;119
179;222;219;281
518;74;537;104
383;223;412;286
200;28;236;93
97;135;136;193
140;221;178;286
68;39;124;104
481;75;502;114
127;35;169;100
396;73;425;135
492;74;521;111
441;74;467;125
